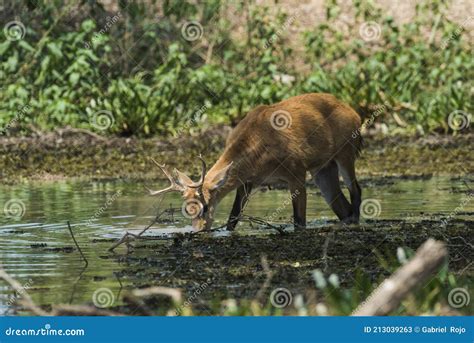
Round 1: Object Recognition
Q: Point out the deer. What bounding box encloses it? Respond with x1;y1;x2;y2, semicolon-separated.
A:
147;93;363;231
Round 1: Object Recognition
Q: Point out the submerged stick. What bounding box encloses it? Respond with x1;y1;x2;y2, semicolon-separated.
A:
67;221;88;267
352;239;447;316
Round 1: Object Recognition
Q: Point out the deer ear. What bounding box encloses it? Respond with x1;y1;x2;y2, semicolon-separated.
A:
174;169;194;189
209;162;233;191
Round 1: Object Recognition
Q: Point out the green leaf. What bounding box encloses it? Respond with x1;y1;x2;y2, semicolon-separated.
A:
0;40;11;55
18;40;36;53
69;72;80;86
47;42;63;58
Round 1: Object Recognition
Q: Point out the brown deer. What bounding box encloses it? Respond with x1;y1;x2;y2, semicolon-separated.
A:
147;93;363;231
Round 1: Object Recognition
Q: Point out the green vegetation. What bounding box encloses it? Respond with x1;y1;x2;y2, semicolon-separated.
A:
149;247;472;316
1;0;472;137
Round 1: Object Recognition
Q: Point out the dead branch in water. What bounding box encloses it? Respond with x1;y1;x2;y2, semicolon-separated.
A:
0;266;181;316
67;221;88;267
241;215;287;234
209;215;287;235
352;239;447;316
109;209;167;252
110;203;288;252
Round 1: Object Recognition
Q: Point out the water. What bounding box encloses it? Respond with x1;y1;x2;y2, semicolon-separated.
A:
0;177;471;314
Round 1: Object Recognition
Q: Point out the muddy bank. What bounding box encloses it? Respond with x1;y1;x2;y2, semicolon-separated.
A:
100;216;473;315
1;129;472;184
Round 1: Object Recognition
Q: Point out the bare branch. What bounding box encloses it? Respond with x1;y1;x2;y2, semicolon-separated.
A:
352;239;448;316
108;209;167;252
67;221;88;267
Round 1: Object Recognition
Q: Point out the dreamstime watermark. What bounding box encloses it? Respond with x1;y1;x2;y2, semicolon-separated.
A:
270;110;292;130
92;287;115;308
359;21;381;42
175;281;209;315
89;110;115;131
84;12;122;49
174;104;209;137
270;287;292;308
439;15;474;50
6;278;34;307
85;190;122;226
440;193;473;227
447;110;471;131
181;21;203;42
262;12;300;49
3;20;26;41
360;198;381;219
181;199;204;219
4;199;26;219
448;287;470;308
0;104;31;135
5;324;85;337
352;101;389;138
266;189;300;222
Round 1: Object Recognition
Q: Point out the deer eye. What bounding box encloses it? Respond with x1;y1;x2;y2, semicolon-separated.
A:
202;204;209;213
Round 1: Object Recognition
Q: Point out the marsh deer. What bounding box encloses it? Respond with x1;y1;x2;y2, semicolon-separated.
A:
148;93;363;231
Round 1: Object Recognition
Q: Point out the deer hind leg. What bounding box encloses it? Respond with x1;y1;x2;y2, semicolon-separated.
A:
336;157;362;223
312;161;352;221
226;182;253;230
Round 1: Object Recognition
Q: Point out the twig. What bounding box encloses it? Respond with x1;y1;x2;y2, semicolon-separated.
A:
352;239;448;316
109;210;167;251
207;215;288;234
0;264;183;317
67;221;88;267
241;215;287;234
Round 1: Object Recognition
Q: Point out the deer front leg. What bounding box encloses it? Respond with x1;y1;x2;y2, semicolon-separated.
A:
226;182;253;230
289;182;306;229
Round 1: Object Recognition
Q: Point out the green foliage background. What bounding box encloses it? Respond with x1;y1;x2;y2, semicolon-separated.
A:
0;0;472;136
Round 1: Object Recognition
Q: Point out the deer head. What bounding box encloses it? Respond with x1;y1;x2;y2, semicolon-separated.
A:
146;156;233;231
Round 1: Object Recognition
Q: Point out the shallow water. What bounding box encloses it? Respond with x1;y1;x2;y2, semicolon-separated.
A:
0;177;472;314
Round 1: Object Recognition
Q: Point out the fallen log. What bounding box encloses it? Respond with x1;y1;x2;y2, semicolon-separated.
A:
352;238;447;316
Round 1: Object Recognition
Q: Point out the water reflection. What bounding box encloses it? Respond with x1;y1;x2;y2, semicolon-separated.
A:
0;177;471;314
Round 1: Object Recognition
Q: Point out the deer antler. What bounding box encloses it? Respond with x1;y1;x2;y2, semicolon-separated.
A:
186;155;207;188
145;158;185;196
